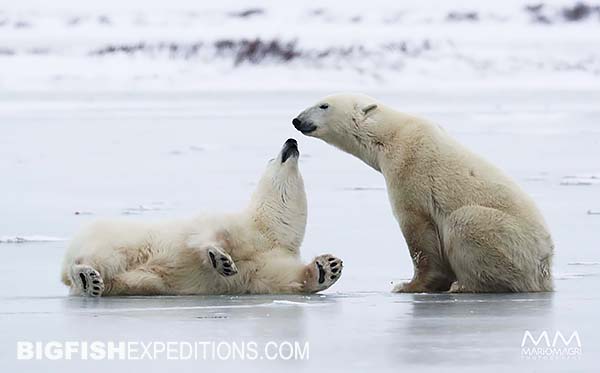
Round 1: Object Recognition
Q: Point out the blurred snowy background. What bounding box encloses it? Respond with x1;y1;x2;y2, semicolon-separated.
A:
1;0;600;91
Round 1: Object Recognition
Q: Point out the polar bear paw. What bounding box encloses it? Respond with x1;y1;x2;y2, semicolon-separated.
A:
448;281;468;293
305;254;343;293
71;264;104;297
207;246;238;277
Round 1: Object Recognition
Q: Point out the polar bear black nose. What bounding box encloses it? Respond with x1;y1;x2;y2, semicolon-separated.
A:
281;138;299;163
292;117;317;134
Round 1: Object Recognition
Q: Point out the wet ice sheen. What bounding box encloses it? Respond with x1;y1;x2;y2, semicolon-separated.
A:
1;91;599;371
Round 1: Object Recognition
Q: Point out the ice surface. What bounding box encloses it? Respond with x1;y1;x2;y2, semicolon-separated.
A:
1;90;599;371
0;235;66;243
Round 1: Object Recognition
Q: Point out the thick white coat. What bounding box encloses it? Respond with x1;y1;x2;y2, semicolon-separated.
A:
294;94;553;292
61;140;343;296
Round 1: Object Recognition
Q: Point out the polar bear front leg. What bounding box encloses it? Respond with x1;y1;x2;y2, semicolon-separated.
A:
303;254;343;293
393;216;455;293
199;245;239;277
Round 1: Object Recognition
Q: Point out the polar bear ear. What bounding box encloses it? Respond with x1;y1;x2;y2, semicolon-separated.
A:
362;104;378;115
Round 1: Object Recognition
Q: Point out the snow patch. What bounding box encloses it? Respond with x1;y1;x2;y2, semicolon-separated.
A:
121;202;170;215
555;272;600;280
560;174;600;185
0;236;67;243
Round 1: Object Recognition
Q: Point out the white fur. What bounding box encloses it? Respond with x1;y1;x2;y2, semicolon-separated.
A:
61;140;343;296
294;94;554;293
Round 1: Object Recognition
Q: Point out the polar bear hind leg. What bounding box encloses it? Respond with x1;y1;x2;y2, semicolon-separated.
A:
63;248;128;296
69;264;105;297
108;268;169;295
65;249;169;296
444;205;552;293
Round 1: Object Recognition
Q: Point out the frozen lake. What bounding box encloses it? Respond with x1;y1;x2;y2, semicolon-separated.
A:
1;90;599;371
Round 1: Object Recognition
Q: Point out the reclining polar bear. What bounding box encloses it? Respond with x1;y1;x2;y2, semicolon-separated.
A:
61;139;343;296
293;94;554;293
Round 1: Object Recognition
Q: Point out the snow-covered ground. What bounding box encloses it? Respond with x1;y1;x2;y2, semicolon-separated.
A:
1;0;600;91
1;0;600;371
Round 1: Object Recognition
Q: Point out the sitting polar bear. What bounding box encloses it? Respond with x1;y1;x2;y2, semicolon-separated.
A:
61;139;343;296
293;94;553;293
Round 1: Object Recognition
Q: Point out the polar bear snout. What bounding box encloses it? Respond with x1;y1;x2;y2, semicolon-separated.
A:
292;117;316;134
281;138;299;163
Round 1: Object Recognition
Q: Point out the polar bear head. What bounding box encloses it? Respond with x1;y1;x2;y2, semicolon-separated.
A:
292;94;383;170
248;138;307;251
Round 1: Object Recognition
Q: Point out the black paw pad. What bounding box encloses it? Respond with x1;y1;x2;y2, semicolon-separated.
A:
317;262;325;284
208;251;217;269
79;273;88;290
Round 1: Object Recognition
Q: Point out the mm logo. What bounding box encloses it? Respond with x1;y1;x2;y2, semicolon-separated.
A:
521;330;582;360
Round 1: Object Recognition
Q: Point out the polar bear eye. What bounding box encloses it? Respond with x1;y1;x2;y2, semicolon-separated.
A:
319;103;329;110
